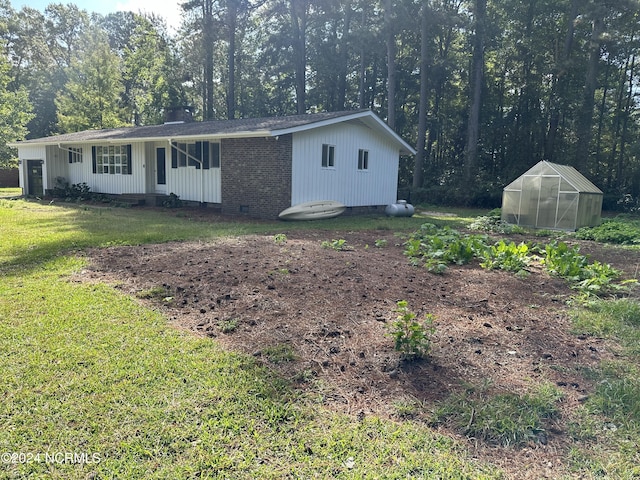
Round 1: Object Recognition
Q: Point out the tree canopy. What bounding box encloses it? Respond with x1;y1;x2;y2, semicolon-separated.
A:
2;0;640;209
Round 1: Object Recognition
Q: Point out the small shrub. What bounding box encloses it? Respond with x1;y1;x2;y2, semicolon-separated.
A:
162;192;183;208
469;214;526;234
389;300;435;360
50;177;92;201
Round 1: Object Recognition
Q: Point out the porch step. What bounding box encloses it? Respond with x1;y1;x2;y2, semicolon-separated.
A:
118;194;172;207
118;194;147;206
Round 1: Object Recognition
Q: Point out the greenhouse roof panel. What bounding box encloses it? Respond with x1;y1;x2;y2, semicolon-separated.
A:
503;161;602;194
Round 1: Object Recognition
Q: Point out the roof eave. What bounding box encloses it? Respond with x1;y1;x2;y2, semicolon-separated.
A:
10;130;275;147
272;110;417;156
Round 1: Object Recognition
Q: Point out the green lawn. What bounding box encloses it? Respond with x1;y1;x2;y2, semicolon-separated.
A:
0;199;499;479
0;187;21;197
2;198;639;479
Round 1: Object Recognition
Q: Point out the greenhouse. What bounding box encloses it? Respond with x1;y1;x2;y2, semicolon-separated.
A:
501;161;603;231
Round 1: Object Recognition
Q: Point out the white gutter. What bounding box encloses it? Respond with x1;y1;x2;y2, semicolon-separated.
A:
10;130;274;148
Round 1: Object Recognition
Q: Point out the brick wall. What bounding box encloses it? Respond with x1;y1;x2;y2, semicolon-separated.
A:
221;135;292;219
0;168;19;187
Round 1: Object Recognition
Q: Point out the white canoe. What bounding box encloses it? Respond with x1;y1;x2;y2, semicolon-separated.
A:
278;200;346;220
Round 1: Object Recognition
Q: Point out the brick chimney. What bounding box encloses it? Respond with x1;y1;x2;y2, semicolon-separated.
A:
164;106;194;124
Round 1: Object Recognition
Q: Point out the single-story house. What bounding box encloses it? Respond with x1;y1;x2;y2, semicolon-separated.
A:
10;109;416;219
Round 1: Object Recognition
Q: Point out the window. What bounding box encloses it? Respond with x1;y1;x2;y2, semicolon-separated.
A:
358;149;369;171
68;147;82;163
209;142;221;168
171;141;220;169
322;144;335;168
92;145;131;175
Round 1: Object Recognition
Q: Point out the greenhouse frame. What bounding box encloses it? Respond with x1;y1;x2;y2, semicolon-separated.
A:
501;161;603;231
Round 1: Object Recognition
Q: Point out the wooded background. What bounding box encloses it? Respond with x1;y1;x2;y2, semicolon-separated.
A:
1;0;639;209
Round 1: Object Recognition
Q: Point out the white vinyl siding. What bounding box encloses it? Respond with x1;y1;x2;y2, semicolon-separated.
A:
166;166;221;203
167;141;221;203
18;145;47;192
291;123;399;206
64;143;145;194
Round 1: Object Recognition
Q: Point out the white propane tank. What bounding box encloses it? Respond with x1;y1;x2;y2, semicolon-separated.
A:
385;200;415;217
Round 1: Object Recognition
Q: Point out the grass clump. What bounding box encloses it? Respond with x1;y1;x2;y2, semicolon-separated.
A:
219;317;240;333
571;298;640;353
432;383;563;447
262;343;296;363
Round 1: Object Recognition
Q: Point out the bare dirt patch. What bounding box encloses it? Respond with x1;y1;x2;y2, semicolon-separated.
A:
77;222;640;479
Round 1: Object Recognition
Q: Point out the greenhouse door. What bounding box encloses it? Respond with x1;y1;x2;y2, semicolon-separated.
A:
536;176;560;229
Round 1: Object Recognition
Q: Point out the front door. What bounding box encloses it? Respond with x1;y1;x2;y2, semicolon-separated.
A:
27;160;43;196
155;147;167;193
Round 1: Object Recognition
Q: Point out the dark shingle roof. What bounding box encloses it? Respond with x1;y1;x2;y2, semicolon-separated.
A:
19;110;367;144
13;109;416;155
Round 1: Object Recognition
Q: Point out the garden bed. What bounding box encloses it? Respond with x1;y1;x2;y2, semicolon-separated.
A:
78;224;640;479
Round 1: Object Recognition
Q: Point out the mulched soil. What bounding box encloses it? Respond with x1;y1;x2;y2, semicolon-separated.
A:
75;211;640;479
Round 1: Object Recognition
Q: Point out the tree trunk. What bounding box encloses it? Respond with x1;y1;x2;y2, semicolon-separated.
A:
226;0;238;119
336;1;352;111
617;53;636;189
413;3;429;190
383;0;396;129
463;0;486;184
291;0;307;114
545;0;579;162
574;14;604;172
203;0;215;120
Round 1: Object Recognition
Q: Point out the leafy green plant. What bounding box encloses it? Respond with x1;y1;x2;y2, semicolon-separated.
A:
576;220;640;245
541;241;589;280
541;241;631;297
321;238;350;251
274;233;288;245
374;239;388;248
219;318;239;333
389;300;435;360
479;240;530;273
469;215;525;234
403;223;487;273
